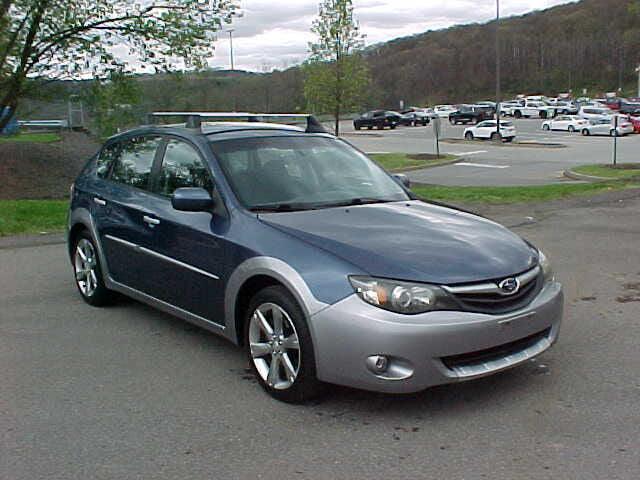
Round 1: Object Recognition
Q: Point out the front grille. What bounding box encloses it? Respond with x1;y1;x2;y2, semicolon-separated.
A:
441;327;551;371
445;267;543;314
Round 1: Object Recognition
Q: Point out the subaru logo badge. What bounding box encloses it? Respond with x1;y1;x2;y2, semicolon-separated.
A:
498;277;520;295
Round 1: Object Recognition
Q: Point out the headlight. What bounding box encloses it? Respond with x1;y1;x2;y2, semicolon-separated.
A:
538;250;554;282
349;276;456;314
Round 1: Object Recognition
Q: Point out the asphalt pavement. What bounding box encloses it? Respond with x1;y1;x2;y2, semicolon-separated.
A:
2;190;639;479
342;119;640;186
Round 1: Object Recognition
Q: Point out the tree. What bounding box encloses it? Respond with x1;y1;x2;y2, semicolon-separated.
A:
84;70;142;138
0;0;237;130
304;0;369;136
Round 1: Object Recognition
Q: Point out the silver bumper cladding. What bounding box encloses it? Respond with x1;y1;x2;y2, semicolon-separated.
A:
309;281;563;393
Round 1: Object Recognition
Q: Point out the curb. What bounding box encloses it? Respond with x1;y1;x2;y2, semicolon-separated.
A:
441;138;565;149
563;169;610;183
0;232;66;250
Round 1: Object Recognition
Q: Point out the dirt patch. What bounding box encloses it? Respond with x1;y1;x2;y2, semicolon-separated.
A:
616;294;640;303
0;131;99;199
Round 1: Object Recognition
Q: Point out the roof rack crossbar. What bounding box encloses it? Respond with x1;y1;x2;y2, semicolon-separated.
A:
148;112;329;134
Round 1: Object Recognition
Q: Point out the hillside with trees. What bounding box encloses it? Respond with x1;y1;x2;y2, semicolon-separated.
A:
13;0;640;128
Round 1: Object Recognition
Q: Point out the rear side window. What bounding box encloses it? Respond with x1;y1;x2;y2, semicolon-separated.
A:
110;136;161;190
96;143;120;179
156;139;213;196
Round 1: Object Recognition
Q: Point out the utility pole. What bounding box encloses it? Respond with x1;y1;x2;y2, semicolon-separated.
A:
636;65;640;98
495;0;501;141
228;29;235;71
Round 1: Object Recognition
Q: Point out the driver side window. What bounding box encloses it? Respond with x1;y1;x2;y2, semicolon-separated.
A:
156;139;213;197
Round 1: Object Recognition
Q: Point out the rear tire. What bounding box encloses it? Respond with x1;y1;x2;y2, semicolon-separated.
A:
244;286;324;403
354;124;361;131
514;110;522;119
540;111;548;119
72;231;115;307
542;124;550;131
464;131;474;140
609;129;616;137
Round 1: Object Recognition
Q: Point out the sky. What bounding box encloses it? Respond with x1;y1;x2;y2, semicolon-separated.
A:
209;0;578;72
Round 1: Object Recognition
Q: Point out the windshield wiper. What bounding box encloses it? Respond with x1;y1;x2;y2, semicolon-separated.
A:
249;203;316;213
314;197;396;209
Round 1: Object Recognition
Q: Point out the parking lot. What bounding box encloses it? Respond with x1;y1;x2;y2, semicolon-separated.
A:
343;118;640;186
2;189;639;479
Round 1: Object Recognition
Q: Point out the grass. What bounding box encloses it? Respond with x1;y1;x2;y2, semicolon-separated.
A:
0;200;68;236
1;179;639;237
411;181;640;204
0;132;61;144
572;163;640;179
370;152;456;171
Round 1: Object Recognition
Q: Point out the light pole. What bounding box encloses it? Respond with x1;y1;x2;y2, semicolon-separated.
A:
636;65;640;98
495;0;501;140
227;29;235;71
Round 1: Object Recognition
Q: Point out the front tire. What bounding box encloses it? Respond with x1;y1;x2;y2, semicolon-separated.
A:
72;231;114;306
582;129;590;136
514;110;522;119
568;125;575;133
244;286;323;403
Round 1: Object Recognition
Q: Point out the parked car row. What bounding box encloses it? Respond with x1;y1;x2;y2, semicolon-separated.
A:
353;108;432;130
542;114;637;136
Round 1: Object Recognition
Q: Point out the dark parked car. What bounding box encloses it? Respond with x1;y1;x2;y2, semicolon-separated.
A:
449;105;494;125
619;101;640;114
354;110;401;130
67;112;563;403
399;108;430;126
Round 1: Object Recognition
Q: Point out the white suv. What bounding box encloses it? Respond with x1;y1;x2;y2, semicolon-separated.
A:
464;120;516;142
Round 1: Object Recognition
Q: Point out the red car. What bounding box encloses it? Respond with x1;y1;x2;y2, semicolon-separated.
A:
628;114;640;133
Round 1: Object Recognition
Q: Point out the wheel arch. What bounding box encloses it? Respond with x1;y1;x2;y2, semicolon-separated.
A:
67;207;111;285
224;257;329;346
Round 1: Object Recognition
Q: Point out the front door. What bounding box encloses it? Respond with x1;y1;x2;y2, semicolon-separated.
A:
145;137;227;324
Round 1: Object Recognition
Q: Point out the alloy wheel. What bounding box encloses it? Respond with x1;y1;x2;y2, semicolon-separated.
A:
248;302;300;390
74;238;98;297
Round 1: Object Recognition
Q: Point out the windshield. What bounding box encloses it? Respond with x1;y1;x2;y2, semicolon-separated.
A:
211;136;410;211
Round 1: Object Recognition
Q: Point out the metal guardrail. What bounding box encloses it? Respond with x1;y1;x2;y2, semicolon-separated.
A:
18;119;69;129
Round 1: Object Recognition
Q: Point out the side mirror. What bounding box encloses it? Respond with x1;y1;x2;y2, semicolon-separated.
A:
171;187;214;212
393;173;411;189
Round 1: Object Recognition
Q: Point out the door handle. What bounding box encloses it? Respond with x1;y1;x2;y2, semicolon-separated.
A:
143;215;160;226
93;197;106;206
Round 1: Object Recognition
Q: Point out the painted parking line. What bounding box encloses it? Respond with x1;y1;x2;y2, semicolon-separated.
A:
450;150;488;156
456;162;510;169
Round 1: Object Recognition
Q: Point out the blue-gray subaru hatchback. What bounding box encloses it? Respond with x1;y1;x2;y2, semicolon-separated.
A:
67;113;563;403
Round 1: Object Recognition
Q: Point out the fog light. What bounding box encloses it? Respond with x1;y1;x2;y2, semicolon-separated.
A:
365;355;414;380
366;355;389;374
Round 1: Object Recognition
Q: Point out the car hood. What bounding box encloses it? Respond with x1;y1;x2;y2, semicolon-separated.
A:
259;201;538;285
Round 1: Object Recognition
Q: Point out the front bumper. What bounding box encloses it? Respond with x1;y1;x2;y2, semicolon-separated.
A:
310;281;563;393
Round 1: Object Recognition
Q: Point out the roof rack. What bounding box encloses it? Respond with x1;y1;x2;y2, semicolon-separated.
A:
147;112;329;134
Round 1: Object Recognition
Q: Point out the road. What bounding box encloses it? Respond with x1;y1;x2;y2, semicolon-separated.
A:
2;190;639;479
341;118;640;186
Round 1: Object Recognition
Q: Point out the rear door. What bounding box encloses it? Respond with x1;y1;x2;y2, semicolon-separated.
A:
147;137;227;323
95;135;164;295
475;121;495;138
